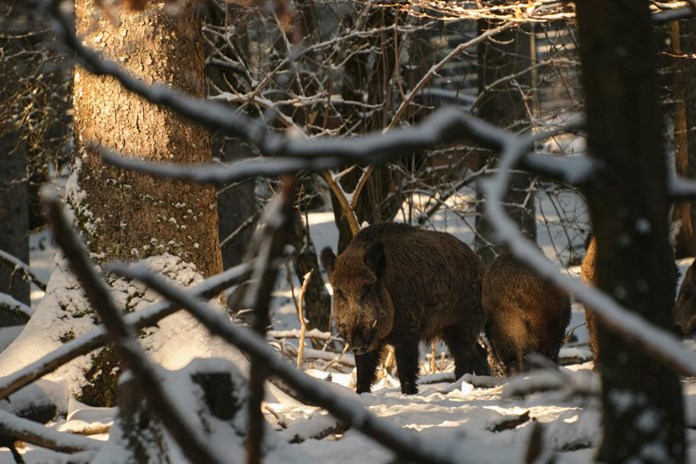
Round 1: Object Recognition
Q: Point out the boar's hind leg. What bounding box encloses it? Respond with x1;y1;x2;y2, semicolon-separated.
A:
355;348;382;394
484;322;522;376
443;325;490;378
394;342;420;394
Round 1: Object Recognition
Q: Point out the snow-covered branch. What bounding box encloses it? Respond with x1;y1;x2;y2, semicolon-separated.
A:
0;409;101;454
0;249;48;292
97;108;506;184
244;181;297;464
41;187;230;464
668;174;696;200
0;293;32;327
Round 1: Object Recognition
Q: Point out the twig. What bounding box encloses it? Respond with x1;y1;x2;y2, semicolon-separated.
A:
0;249;48;292
110;264;472;464
0;409;101;453
388;21;515;129
267;328;336;342
297;270;314;369
41;186;229;464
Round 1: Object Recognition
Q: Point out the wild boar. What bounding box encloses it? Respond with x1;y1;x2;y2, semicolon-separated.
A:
482;250;571;376
320;222;488;394
674;260;696;336
582;236;681;368
580;236;600;368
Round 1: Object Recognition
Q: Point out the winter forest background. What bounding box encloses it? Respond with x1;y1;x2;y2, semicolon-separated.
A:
2;0;696;462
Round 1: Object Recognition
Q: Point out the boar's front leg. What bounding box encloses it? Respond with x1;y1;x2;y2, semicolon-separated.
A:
394;342;419;394
355;347;382;394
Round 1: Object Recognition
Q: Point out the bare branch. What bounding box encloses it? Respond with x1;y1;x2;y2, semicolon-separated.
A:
388;21;515;128
0;249;47;292
99;108;507;183
296;269;314;369
40;186;230;464
321;171;360;236
245;179;296;464
0;409;101;453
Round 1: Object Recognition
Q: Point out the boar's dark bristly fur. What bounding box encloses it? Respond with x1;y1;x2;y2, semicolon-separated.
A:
675;261;696;336
320;223;488;395
482;250;571;376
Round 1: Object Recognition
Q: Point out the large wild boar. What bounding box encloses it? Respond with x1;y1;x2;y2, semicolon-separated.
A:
482;250;571;376
320;223;488;394
674;260;696;336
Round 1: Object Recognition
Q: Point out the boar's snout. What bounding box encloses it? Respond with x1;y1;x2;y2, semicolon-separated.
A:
348;321;378;355
675;284;696;336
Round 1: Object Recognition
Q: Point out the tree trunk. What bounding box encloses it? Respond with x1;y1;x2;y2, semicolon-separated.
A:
72;0;222;278
575;1;685;461
62;0;222;406
659;21;696;258
332;5;401;253
475;17;537;264
682;18;696;248
205;4;258;271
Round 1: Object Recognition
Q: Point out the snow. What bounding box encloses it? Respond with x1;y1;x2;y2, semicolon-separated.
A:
1;194;696;463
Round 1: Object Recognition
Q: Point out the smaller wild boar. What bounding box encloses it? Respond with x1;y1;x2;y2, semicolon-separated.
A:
320;223;488;395
675;261;696;336
482;250;571;376
580;237;600;368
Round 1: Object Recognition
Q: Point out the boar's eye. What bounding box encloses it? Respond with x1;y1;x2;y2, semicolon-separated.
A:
334;289;346;301
359;284;373;302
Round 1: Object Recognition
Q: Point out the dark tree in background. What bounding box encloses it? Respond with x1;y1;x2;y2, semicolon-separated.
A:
0;2;29;305
0;1;71;306
575;0;685;461
475;16;537;264
682;18;696;254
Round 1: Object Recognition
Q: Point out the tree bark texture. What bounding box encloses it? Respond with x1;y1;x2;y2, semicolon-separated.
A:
682;19;696;248
575;1;685;461
73;0;222;278
475;17;537;264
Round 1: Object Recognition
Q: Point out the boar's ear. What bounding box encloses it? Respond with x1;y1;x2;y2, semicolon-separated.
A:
320;247;337;275
364;241;386;278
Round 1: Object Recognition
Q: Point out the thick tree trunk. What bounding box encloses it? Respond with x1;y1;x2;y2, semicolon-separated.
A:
575;1;685;461
475;17;537;264
62;0;222;406
72;0;222;278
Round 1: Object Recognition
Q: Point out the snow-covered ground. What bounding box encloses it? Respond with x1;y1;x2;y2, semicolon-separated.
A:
2;190;696;463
